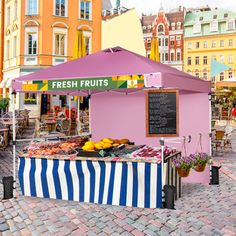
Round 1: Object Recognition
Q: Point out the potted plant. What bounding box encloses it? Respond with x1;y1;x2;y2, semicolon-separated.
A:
192;152;210;172
173;155;194;177
0;97;10;116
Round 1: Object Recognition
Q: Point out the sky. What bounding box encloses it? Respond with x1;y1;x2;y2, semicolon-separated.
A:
110;0;236;15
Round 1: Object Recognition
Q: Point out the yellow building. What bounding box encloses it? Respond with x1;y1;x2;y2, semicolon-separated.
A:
102;8;146;56
184;8;236;84
0;0;103;116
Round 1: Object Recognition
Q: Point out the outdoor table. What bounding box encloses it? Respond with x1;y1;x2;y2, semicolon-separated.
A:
44;120;56;132
0;128;9;146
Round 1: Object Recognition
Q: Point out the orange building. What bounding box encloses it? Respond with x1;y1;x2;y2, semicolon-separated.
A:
0;0;102;116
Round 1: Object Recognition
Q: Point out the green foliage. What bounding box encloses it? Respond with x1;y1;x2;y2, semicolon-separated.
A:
0;97;10;109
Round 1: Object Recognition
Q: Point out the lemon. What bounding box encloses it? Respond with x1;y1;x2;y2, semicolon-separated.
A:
94;143;103;150
102;138;114;144
85;141;95;146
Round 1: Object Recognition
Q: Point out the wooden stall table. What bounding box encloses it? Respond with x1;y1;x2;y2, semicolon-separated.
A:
44;132;66;139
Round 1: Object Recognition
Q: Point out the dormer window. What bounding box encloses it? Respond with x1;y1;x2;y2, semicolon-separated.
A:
193;22;201;34
227;19;235;31
158;24;164;33
171;22;175;30
210;20;218;32
177;22;181;30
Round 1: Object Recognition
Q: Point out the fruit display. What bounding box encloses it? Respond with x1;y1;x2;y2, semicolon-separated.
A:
25;136;88;156
130;145;173;161
81;138;131;152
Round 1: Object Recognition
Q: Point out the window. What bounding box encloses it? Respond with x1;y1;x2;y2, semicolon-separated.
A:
229;71;233;78
220;55;224;63
220;72;224;81
14;1;17;20
224;13;228;18
7;6;10;25
165;38;168;46
83;31;92;55
158;38;161;46
176;52;181;61
199;16;203;21
188;43;192;49
27;0;38;15
195;71;200;78
212;76;215;82
187;57;191;65
176;36;181;46
227;19;235;30
210;20;218;32
203;56;207;65
170;36;175;45
213;15;217;19
55;0;66;17
13;36;17;58
177;22;181;30
220;40;224;47
171;22;175;30
229;39;233;46
228;54;233;64
170;52;174;61
203;71;208;79
27;33;37;55
24;93;37;105
212;55;216;61
80;0;92;20
193;22;201;34
165;53;168;61
158;25;164;33
6;40;10;60
195;56;199;65
212;40;216;48
195;42;200;48
203;41;207;48
54;33;65;55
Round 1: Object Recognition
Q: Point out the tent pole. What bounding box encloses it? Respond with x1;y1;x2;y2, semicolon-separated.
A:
11;91;16;195
89;90;91;137
77;96;80;134
68;95;72;119
160;137;165;189
160;138;165;189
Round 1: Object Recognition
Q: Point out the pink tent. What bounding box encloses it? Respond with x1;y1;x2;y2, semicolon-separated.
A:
12;47;211;184
12;47;210;94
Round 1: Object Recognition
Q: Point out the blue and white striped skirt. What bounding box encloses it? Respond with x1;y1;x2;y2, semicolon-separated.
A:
18;157;162;208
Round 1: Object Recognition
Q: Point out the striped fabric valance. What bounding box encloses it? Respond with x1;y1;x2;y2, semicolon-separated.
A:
18;157;163;208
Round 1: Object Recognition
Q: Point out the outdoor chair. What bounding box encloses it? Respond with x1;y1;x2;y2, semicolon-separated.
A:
0;135;5;150
34;119;49;138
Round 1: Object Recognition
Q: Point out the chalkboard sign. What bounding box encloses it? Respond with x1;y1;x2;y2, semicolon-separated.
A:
145;90;179;137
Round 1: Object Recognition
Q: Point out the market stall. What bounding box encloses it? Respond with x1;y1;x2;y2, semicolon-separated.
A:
12;47;211;208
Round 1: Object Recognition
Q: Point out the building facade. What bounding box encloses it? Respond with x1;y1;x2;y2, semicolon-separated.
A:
184;8;236;84
0;0;102;116
141;6;185;70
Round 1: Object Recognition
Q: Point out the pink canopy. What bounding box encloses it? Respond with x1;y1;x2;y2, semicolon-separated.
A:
12;47;211;94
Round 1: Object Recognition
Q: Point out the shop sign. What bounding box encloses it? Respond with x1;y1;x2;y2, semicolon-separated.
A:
22;75;145;91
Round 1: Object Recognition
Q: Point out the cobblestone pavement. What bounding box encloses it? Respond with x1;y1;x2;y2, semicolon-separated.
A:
0;125;236;235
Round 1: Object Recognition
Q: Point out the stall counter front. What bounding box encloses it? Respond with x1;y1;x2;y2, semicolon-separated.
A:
18;156;163;208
